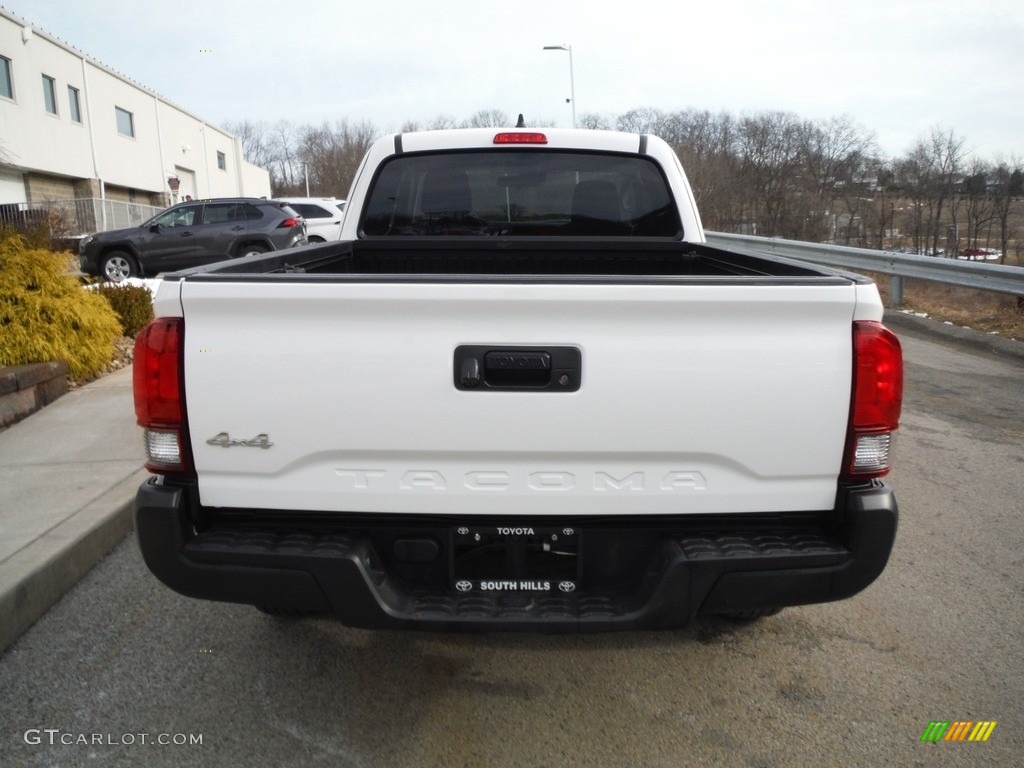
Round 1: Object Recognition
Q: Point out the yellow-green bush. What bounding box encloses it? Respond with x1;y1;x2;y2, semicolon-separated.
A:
96;283;154;338
0;228;122;380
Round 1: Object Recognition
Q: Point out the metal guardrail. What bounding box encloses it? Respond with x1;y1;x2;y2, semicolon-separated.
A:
705;231;1024;308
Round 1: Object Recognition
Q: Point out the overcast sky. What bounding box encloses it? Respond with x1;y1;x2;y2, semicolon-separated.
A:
5;0;1022;160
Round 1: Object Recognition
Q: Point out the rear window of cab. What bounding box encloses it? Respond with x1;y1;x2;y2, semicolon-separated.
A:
360;150;682;238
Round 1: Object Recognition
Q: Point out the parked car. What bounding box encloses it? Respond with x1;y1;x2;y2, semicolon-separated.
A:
79;198;307;282
959;247;999;260
275;197;346;242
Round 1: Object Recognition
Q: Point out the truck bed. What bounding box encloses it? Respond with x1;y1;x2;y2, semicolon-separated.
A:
184;238;855;281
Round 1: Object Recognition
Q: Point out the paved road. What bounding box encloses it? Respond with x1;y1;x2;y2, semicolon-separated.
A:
1;327;1021;767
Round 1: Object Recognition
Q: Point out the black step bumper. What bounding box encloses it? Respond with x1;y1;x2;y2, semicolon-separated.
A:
134;480;897;632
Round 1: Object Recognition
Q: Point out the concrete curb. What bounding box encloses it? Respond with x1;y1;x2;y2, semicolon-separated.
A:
0;468;147;655
883;310;1024;364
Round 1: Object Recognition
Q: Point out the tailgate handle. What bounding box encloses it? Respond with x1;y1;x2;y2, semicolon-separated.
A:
454;346;580;392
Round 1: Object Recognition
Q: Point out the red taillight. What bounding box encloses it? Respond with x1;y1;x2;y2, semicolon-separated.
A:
493;132;548;145
134;318;182;425
134;318;191;474
843;321;903;480
278;217;301;228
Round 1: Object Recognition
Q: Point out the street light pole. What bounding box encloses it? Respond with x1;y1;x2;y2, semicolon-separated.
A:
543;44;576;128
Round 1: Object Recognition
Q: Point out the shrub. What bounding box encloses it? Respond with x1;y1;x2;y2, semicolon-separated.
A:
6;206;76;252
0;228;122;380
96;283;154;338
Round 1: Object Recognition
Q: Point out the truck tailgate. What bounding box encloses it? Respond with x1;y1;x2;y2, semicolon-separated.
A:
179;279;856;516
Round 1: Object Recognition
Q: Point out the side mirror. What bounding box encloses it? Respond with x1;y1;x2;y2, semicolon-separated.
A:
149;224;161;233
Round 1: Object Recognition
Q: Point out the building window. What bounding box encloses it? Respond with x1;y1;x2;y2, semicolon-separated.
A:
68;85;82;123
115;106;134;137
217;151;226;171
42;74;57;115
0;56;12;100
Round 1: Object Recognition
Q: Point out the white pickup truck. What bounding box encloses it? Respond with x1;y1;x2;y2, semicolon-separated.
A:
133;127;902;631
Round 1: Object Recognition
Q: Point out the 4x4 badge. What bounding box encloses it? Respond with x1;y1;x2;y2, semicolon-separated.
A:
206;432;273;449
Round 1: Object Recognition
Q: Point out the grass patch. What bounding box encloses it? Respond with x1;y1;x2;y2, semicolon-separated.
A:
871;272;1024;341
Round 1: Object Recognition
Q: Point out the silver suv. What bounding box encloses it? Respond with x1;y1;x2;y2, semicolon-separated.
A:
79;198;307;282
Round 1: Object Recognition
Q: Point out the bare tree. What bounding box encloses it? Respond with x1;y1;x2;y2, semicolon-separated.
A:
223;120;275;171
960;158;995;254
299;120;379;198
266;120;304;195
894;141;935;253
664;110;740;233
861;161;899;250
427;114;459;130
801;115;878;244
990;157;1023;264
463;109;510;128
922;127;966;255
735;112;810;238
616;107;667;135
578;112;613;130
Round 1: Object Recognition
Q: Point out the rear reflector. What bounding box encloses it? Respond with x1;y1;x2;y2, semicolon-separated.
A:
493;132;548;145
134;317;192;475
844;321;903;480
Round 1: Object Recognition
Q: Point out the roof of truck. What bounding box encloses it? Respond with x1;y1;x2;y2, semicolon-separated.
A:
387;128;662;156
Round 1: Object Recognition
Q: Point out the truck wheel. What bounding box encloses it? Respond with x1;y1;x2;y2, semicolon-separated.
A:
100;251;136;282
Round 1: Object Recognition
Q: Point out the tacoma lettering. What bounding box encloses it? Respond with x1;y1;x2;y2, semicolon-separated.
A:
333;469;709;492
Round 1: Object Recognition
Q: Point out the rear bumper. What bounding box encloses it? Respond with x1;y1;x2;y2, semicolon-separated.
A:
135;480;897;632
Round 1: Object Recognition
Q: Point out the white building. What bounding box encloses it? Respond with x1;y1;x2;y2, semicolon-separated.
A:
0;8;271;234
